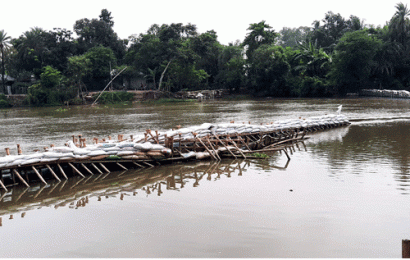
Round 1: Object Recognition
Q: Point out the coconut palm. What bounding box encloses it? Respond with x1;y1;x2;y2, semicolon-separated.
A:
294;39;332;78
389;2;410;46
0;30;11;94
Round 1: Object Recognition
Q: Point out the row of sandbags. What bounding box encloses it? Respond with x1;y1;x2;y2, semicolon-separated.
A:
151;113;349;143
361;89;410;98
0;140;172;169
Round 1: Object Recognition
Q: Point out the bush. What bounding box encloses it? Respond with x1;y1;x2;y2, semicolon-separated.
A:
0;94;10;108
26;84;62;106
94;91;134;104
300;77;332;97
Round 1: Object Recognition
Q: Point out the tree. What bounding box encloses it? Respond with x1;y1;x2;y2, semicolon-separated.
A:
308;12;365;52
99;9;114;27
190;30;222;87
248;45;290;96
74;9;126;60
242;21;279;61
12;27;47;79
67;55;91;98
83;45;116;90
0;30;11;94
278;26;310;48
41;28;77;74
125;23;201;90
329;30;382;95
216;42;245;93
294;39;332;78
40;66;61;89
389;2;410;47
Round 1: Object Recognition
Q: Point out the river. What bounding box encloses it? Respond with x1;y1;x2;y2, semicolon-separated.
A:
0;97;409;257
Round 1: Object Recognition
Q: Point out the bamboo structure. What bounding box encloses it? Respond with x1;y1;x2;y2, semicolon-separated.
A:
0;109;350;189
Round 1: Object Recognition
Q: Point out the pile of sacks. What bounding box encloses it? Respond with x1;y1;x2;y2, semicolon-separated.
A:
0;140;172;169
153;113;349;143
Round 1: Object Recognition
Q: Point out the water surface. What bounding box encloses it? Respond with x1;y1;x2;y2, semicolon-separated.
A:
0;97;410;257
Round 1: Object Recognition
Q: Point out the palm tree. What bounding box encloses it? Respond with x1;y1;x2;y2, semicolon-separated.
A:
0;30;11;94
294;39;332;78
389;2;410;46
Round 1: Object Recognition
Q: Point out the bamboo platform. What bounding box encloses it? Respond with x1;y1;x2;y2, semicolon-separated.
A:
0;110;350;190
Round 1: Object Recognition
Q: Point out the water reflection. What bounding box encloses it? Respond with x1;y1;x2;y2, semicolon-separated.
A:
0;158;278;225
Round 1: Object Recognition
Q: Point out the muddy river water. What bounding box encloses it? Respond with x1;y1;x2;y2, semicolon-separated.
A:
0;98;410;257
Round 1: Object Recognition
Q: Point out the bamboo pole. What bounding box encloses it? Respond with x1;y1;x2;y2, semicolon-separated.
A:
133;162;145;168
228;137;246;159
91;163;104;174
213;134;237;158
12;169;30;187
116;162;128;170
57;163;68;179
99;163;110;173
31;166;47;185
237;135;252;151
0;179;7;192
46;164;61;182
81;163;94;175
68;163;85;178
193;133;217;160
143;161;154;167
206;137;221;160
92;66;128;105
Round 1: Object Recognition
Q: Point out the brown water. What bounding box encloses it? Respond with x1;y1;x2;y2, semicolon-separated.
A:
1;98;410;257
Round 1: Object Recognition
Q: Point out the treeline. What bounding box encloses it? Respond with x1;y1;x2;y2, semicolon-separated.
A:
1;3;410;106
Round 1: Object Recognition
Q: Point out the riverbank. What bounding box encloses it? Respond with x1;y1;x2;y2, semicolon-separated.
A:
4;89;231;108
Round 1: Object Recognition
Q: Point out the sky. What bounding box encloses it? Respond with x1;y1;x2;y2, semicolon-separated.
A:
1;0;405;45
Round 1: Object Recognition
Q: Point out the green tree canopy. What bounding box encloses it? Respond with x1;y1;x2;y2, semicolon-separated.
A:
0;29;11;93
329;30;382;95
243;21;279;61
74;9;126;60
248;44;291;96
83;45;116;90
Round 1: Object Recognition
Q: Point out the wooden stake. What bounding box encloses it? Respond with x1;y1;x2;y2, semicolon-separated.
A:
5;148;10;156
91;163;103;174
31;166;47;185
17;144;22;155
12;169;30;187
57;163;68;179
46;164;61;182
81;163;94;175
68;163;85;178
116;162;128;170
404;239;410;258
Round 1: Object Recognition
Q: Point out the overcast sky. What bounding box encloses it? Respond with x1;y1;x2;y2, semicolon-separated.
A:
1;0;404;45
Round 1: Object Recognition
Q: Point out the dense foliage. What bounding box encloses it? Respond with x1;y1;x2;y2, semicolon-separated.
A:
2;3;410;106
